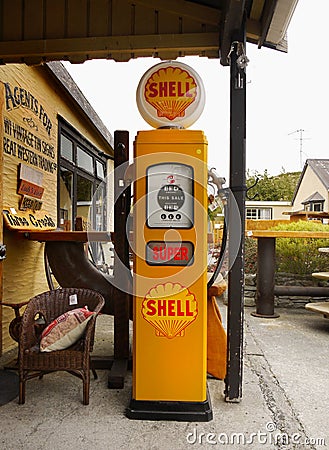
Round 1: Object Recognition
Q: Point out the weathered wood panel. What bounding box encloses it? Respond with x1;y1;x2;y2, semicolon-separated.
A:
0;0;223;63
45;0;67;39
67;0;88;38
23;0;45;40
2;0;23;41
89;0;112;37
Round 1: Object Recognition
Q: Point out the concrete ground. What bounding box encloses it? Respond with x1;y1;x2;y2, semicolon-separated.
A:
0;303;328;450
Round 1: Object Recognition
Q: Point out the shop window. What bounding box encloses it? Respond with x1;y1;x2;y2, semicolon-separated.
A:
94;183;106;231
77;146;93;174
77;175;93;228
59;167;73;230
58;120;109;231
96;160;105;180
60;134;73;162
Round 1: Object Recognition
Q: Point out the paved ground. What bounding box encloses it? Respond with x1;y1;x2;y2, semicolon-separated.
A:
0;304;328;450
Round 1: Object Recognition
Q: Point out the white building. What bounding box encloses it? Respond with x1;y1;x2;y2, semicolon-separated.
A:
246;200;291;220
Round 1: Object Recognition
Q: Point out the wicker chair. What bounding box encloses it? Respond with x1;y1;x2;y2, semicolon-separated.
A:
18;288;105;405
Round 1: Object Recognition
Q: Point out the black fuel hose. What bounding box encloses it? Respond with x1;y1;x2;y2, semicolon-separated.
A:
207;201;228;289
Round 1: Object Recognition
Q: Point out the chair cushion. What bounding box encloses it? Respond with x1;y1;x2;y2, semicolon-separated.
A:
40;306;95;352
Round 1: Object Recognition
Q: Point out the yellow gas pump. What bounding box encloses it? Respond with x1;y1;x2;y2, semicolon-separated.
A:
127;62;212;421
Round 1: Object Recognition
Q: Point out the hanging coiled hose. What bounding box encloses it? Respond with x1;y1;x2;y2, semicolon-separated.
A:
207;168;228;289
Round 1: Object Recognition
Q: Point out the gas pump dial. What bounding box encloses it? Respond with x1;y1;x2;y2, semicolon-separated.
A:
146;163;193;229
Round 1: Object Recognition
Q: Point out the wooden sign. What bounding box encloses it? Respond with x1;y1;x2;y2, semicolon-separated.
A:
19;195;43;212
3;209;56;230
17;179;44;199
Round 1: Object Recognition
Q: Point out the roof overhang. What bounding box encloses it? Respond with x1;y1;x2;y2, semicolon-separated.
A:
0;0;298;66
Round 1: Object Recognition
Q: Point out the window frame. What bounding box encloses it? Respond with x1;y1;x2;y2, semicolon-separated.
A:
303;200;324;212
57;119;110;231
246;207;273;220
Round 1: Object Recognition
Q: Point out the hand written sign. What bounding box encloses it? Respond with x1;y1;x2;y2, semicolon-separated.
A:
19;195;43;212
3;210;56;230
18;180;44;199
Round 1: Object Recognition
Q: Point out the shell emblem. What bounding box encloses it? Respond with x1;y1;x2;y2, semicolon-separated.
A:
142;282;198;338
144;66;197;121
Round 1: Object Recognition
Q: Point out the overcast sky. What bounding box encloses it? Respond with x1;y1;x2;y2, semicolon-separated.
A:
63;0;328;179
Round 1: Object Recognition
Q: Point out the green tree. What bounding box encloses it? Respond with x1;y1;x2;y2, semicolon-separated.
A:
246;168;301;201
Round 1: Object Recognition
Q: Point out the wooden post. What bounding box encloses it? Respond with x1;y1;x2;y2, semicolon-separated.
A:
108;130;132;388
225;32;246;402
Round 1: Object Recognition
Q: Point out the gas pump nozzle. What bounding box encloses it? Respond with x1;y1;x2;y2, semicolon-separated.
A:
208;168;226;200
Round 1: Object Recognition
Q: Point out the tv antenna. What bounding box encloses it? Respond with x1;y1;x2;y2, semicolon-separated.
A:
288;129;310;170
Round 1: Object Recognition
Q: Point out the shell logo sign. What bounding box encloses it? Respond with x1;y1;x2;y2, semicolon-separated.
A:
144;66;196;120
142;282;198;338
136;61;205;129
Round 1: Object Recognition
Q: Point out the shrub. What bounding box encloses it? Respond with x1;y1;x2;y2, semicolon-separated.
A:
270;221;329;275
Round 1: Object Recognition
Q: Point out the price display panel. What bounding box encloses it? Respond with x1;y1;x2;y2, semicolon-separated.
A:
146;163;194;229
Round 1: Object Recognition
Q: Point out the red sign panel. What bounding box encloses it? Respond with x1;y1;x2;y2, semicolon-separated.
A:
17;179;44;199
146;241;194;266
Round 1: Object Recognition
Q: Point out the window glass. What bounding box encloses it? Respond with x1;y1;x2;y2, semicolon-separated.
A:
246;207;272;220
60;134;73;162
259;208;272;220
77;175;93;227
246;208;256;220
313;202;324;212
93;184;106;231
77;146;93;174
96;160;105;179
59;123;108;232
59;168;73;230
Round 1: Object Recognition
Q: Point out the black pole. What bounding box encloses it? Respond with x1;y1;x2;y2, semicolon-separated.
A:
225;34;246;402
108;130;132;388
252;237;279;318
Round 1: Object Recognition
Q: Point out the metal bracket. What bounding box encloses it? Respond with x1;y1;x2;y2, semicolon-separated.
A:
228;41;249;68
228;41;249;89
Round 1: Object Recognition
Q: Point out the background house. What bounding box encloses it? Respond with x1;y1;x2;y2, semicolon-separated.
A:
246;200;291;221
290;159;329;222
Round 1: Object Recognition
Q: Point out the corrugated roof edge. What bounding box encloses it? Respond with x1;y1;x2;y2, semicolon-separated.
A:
45;61;114;152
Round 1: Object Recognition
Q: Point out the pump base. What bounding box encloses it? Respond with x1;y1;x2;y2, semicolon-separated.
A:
126;390;213;422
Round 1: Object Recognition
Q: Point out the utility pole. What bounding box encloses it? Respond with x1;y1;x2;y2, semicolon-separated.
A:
288;129;309;170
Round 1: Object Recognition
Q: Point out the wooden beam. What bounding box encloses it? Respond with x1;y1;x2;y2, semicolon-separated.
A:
249;230;329;239
132;0;221;26
246;18;261;41
0;32;220;61
20;231;112;242
258;0;278;48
